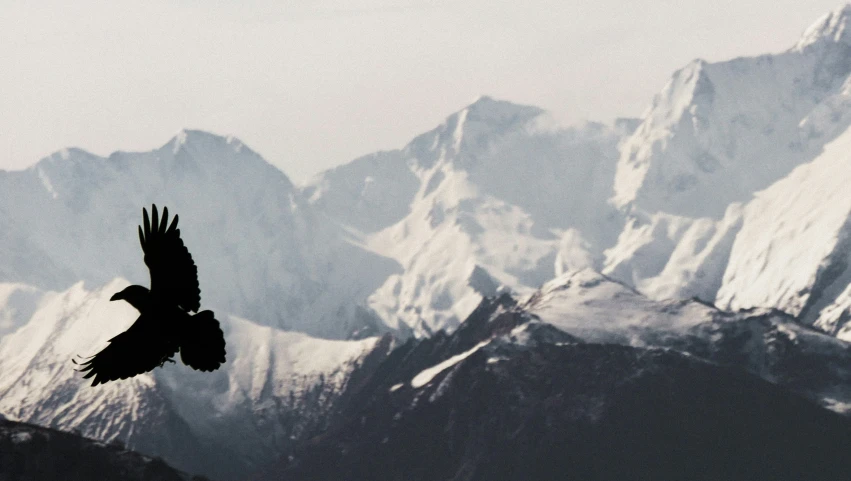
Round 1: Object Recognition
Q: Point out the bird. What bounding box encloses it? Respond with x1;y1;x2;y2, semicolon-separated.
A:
75;204;226;386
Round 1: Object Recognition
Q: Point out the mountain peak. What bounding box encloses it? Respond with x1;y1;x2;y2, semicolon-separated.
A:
794;4;851;51
469;94;496;105
401;96;546;168
460;95;544;124
35;147;102;167
166;128;248;155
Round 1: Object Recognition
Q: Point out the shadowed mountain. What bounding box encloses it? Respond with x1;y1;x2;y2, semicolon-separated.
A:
0;418;200;481
257;295;851;481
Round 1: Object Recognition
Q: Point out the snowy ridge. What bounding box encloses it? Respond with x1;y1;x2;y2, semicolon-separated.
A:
365;166;559;335
716;125;851;332
602;204;744;303
795;5;851;51
304;6;851;337
7;7;851;478
0;279;381;479
263;276;851;481
0;130;392;338
613;7;851;219
524;268;719;343
599;7;851;330
309;96;626;336
523;268;851;414
0;279;194;463
3;7;851;342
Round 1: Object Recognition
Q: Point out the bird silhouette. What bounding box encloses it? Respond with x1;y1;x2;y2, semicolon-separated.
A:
75;205;226;386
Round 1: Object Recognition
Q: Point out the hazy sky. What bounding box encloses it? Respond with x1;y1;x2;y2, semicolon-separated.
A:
0;0;844;182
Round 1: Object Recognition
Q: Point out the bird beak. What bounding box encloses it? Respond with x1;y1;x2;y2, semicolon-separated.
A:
110;293;122;302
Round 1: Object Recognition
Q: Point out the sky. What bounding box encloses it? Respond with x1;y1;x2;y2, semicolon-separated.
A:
0;0;844;182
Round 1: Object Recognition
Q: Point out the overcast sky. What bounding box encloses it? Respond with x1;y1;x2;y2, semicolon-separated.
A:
0;0;844;182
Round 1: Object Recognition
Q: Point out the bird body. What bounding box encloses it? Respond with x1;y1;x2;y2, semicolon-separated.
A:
76;205;226;386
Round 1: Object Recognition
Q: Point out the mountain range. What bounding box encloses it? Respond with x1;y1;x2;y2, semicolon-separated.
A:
4;4;851;480
261;290;851;481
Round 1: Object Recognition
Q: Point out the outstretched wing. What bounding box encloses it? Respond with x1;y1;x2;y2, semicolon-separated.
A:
138;204;201;312
75;316;179;386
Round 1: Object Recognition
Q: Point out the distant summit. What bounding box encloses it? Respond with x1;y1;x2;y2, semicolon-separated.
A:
165;128;252;157
795;4;851;51
403;95;546;169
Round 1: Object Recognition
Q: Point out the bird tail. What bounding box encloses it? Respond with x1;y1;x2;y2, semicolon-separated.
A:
180;310;227;372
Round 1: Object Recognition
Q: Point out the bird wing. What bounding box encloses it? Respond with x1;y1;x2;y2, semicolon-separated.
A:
138;204;201;312
75;315;179;386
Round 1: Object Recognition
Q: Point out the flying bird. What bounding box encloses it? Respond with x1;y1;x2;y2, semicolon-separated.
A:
75;205;226;386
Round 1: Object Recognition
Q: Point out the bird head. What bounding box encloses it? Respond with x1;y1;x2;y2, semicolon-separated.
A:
110;285;151;312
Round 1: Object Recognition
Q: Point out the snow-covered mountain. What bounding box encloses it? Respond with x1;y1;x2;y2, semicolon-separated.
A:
524;269;851;414
0;7;849;341
10;2;851;340
300;5;851;336
5;5;851;480
260;282;851;481
0;99;630;477
715;126;851;333
0;279;386;479
600;5;851;334
0;130;395;339
613;5;851;218
306;96;630;335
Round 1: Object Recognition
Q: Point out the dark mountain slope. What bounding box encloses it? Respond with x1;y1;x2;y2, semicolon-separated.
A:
0;418;199;481
266;342;851;481
255;296;851;481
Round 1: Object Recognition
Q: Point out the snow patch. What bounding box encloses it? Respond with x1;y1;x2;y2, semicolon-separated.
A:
172;130;188;153
37;167;58;199
11;431;32;443
824;397;851;415
525;269;717;344
411;341;489;388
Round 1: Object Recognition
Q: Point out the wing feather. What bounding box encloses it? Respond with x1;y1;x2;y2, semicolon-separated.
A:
139;204;201;312
166;214;179;235
150;206;158;236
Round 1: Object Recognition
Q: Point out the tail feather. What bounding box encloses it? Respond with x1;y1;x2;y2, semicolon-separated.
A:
180;310;226;372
